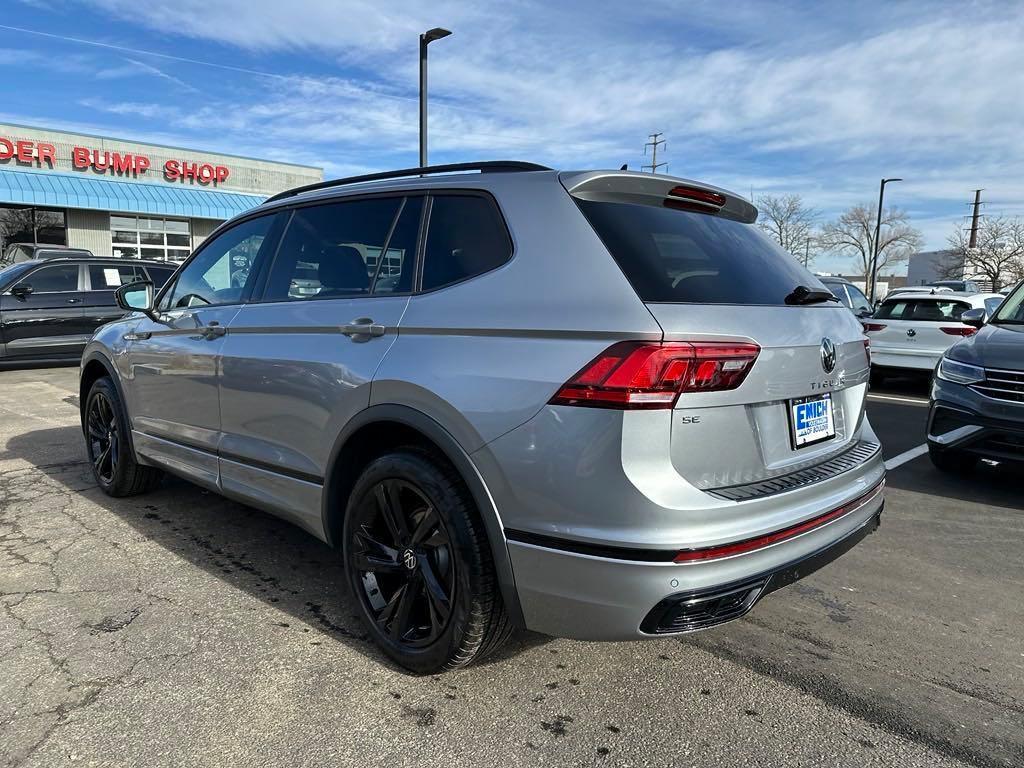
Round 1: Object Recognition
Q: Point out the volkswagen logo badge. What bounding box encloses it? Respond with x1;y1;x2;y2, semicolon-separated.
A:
820;337;837;374
402;549;417;571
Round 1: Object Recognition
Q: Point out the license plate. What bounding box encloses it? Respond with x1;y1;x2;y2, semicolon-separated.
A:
790;393;836;449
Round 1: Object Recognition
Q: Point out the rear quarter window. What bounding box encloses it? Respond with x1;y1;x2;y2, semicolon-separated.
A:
576;199;824;304
879;299;970;321
421;195;512;291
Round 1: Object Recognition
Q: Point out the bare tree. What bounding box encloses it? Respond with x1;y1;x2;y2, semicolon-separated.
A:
943;215;1024;291
818;204;923;277
755;194;819;264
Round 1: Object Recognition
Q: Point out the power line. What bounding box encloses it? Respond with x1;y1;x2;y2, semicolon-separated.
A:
642;132;666;174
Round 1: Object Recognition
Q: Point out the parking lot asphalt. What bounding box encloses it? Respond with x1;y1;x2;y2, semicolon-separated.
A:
1;367;1021;768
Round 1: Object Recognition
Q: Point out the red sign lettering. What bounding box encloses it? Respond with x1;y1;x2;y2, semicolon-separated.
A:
4;135;231;185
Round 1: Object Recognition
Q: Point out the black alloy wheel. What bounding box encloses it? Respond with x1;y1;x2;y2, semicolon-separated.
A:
350;478;454;647
86;391;120;485
83;377;163;497
343;449;512;673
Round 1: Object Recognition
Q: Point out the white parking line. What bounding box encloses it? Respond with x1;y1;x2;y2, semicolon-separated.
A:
885;443;930;470
867;393;930;407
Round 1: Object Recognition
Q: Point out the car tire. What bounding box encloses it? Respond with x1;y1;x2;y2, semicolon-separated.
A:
928;444;978;474
342;447;512;674
84;377;163;497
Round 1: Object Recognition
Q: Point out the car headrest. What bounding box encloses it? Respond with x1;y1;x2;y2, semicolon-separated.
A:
317;245;369;295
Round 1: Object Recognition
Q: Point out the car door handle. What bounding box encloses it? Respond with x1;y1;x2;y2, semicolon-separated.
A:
202;325;227;340
341;318;386;338
66;298;81;304
123;331;152;341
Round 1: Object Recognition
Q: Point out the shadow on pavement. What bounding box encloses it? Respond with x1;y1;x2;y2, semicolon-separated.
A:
2;424;548;673
886;453;1024;509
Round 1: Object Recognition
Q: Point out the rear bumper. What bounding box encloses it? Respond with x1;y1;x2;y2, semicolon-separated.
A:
506;480;884;640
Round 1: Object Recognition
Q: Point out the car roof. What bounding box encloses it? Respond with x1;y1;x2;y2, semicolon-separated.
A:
24;256;173;267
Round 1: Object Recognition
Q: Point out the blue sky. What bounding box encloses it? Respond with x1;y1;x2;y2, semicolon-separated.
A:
2;0;1023;272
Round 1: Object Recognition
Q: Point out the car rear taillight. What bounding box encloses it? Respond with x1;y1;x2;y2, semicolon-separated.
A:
863;338;870;364
941;327;977;336
861;322;887;332
550;341;760;410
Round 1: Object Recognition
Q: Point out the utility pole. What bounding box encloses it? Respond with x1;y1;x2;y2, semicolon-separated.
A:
967;189;983;249
869;177;903;303
642;133;666;174
803;238;811;267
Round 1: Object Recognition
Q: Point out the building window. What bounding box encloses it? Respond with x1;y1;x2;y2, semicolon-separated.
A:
0;205;67;253
110;215;191;262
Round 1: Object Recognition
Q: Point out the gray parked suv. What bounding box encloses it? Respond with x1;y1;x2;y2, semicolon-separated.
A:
79;162;885;672
928;281;1024;471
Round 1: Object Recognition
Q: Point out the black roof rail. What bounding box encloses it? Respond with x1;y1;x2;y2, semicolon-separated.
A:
265;160;552;204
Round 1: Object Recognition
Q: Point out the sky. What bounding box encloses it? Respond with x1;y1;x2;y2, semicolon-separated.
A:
2;0;1023;273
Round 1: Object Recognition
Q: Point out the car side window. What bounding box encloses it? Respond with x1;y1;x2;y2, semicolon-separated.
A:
262;197;404;302
145;267;175;289
161;215;279;310
984;297;1003;316
20;264;79;293
421;195;511;291
846;284;872;314
88;264;142;290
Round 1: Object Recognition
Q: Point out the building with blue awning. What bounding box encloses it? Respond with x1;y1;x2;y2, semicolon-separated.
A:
0;123;322;262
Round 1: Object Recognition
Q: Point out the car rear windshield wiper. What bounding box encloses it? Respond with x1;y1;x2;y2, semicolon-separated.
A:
784;285;841;306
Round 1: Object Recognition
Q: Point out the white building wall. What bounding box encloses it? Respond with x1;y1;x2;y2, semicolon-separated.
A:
66;209;111;255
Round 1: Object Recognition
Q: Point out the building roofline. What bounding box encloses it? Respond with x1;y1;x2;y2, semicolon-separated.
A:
0;121;323;172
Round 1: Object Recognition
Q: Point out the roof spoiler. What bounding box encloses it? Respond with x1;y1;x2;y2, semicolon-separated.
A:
559;171;758;224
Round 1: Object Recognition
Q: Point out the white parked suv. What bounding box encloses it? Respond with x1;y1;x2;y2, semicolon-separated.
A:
864;292;1006;381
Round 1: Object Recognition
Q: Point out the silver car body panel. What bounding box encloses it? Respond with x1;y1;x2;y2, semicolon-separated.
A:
82;165;883;641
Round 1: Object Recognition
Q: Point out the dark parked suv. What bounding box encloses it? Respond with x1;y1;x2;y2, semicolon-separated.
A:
0;256;176;364
1;243;95;266
928;281;1024;470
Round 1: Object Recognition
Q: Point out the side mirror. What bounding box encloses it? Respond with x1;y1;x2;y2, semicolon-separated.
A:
960;307;986;329
115;280;155;317
10;282;32;300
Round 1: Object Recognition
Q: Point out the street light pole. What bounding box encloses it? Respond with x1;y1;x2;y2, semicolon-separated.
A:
869;177;902;303
419;27;452;168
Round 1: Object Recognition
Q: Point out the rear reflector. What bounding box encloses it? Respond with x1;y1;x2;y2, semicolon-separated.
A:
673;479;884;563
550;341;760;409
861;322;887;332
941;327;977;336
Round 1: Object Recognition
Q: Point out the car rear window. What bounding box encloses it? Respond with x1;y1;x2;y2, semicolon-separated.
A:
875;299;969;321
576;199;824;304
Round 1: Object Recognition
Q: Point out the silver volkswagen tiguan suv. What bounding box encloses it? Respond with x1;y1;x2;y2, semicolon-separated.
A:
80;162;884;672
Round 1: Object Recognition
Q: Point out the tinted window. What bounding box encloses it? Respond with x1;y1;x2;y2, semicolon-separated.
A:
264;197;403;301
875;300;908;320
821;282;850;307
88;264;143;290
421;196;511;291
145;266;175;289
846;283;873;314
984;297;1003;316
879;299;969;321
994;284;1024;323
162;215;279;309
371;197;422;294
577;200;824;304
22;264;79;293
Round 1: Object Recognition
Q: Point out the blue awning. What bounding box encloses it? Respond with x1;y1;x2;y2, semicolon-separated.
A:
0;168;265;220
